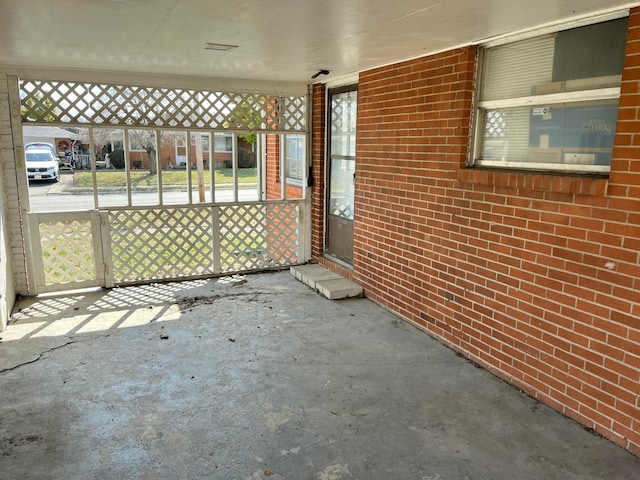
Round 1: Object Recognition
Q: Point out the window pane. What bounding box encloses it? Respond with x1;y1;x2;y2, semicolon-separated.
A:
285;134;305;181
479;108;530;163
331;91;357;157
481;18;627;102
330;159;355;220
552;18;628;82
479;101;618;168
482;35;554;101
285;134;304;199
477;18;627;172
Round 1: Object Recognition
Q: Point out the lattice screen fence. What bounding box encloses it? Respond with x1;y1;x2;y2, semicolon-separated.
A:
109;204;298;284
20;79;306;132
20;77;307;292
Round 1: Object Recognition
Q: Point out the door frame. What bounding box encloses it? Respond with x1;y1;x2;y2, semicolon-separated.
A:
324;84;358;265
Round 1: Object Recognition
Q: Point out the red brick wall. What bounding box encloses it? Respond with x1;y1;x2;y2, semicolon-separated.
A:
312;12;640;455
311;83;327;260
611;11;640;199
283;184;303;199
265;134;281;200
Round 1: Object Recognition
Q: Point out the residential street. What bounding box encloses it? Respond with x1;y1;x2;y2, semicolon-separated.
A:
27;172;259;212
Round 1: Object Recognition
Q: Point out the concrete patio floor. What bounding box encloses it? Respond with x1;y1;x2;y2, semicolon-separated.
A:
0;270;638;480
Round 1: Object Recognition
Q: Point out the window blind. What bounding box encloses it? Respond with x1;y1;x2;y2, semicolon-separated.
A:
481;35;555;102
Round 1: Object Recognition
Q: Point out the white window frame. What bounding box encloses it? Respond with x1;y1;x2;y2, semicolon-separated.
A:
470;11;629;174
283;134;305;184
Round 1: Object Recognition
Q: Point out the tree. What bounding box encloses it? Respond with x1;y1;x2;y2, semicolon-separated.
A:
238;132;257;146
128;130;158;174
21;92;57;122
109;149;125;169
225;99;263;148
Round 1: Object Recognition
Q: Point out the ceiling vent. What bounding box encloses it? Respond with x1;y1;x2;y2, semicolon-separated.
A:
205;43;238;52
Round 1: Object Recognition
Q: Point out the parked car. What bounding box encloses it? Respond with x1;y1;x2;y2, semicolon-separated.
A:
25;148;60;182
25;142;56;155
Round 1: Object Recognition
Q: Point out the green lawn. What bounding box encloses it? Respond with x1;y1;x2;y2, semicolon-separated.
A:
74;168;257;188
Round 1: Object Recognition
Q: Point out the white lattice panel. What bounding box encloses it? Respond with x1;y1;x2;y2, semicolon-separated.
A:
282;97;306;131
38;218;96;285
219;205;268;272
19;79;306;132
109;207;215;283
28;202;302;292
264;204;299;266
218;204;298;272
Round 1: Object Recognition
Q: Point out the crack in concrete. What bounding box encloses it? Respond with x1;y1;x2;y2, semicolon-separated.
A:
0;339;77;374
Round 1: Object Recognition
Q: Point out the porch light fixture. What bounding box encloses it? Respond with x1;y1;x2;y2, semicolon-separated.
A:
205;42;238;52
311;69;330;79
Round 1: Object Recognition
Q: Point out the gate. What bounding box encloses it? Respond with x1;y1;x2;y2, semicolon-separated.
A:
27;211;109;293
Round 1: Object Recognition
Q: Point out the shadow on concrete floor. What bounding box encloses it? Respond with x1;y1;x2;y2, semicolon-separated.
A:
1;270;638;479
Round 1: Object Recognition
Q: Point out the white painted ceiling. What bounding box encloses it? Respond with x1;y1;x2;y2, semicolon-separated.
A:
0;0;637;84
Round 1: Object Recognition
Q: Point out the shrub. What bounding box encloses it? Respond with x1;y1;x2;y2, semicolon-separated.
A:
239;148;255;168
224;149;256;169
109;149;125;169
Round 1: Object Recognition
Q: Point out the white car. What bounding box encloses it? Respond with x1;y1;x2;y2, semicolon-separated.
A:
25;148;60;182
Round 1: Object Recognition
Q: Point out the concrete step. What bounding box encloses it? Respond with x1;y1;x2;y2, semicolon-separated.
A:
290;264;363;300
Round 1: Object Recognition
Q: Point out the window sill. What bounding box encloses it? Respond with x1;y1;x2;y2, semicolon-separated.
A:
457;167;609;196
275;179;304;186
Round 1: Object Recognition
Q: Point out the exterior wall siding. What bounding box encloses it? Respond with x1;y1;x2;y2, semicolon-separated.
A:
0;74;19;327
313;11;640;455
0;175;11;330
